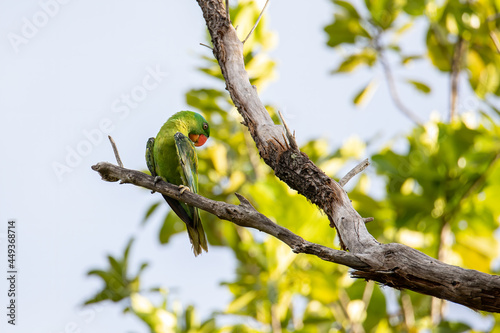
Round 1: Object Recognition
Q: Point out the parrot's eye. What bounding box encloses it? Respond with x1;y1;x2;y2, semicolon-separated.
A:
203;123;208;130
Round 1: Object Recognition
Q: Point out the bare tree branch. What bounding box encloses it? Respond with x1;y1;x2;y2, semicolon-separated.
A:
371;32;423;125
449;37;465;122
92;0;500;313
197;0;377;254
339;158;370;187
91;162;500;312
378;49;423;125
91;162;368;270
489;31;500;54
108;136;123;168
242;0;270;44
192;0;500;312
200;42;213;50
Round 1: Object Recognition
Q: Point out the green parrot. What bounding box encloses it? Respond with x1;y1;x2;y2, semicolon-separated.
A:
146;111;210;256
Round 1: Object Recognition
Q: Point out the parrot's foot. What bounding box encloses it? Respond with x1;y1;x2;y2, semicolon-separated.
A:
178;185;191;195
151;176;163;194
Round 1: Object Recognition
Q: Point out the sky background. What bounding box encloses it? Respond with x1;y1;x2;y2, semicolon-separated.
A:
0;0;493;332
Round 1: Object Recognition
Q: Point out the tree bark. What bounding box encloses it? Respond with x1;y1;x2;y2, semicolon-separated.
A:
193;0;500;312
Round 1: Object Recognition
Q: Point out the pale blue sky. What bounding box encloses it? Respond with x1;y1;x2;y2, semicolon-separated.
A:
0;0;492;332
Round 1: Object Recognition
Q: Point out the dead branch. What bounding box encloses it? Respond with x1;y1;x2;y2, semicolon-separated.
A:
242;0;270;44
108;136;123;167
91;162;500;312
339;158;370;187
449;37;465;122
91;162;367;270
373;33;423;125
191;0;500;312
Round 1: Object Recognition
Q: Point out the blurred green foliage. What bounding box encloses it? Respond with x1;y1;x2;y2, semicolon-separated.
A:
86;0;500;332
325;0;500;113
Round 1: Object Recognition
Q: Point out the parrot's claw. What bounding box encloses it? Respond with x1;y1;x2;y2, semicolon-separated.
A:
178;185;191;195
151;176;163;194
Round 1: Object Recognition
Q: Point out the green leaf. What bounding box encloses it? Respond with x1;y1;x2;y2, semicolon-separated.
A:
403;0;426;16
333;0;361;19
332;51;377;73
365;0;401;30
426;25;453;72
226;290;257;313
324;3;371;48
395;21;414;37
84;238;146;305
353;80;378;106
159;212;186;244
108;255;124;277
406;79;432;94
401;54;423;65
142;201;160;225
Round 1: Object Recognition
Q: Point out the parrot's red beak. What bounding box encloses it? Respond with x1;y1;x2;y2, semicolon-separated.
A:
189;134;208;147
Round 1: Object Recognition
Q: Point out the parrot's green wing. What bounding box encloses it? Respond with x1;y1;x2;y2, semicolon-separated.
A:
174;132;198;194
173;132;208;255
145;137;157;177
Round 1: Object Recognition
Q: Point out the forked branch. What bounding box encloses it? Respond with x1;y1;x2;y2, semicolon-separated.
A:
192;0;500;312
91;161;500;312
91;161;367;270
92;0;500;313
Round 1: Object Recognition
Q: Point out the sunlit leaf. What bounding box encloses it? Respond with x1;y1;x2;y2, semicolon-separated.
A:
332;50;377;73
406;79;432;94
426;25;453;72
353;80;378;107
401;54;423;65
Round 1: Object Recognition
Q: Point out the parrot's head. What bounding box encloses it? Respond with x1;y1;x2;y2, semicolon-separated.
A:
188;112;210;147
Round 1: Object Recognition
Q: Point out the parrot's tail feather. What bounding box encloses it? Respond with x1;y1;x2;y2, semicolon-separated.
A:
162;194;208;256
186;223;208;256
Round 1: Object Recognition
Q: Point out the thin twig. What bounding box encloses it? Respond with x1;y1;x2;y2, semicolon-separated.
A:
278;110;298;150
339;158;370;187
242;0;270;44
225;0;229;20
378;49;423;125
200;42;213;50
490;31;500;54
373;34;422;125
108;136;123;168
450;37;465;122
363;217;374;223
